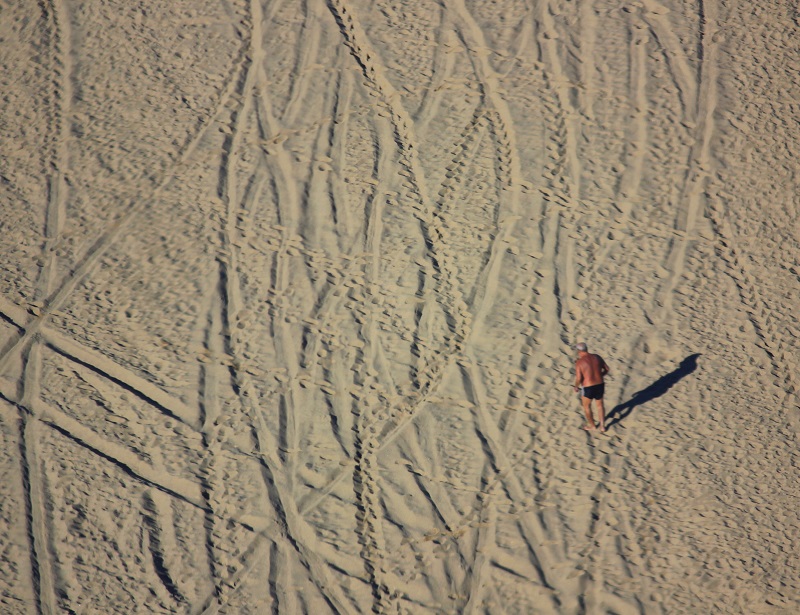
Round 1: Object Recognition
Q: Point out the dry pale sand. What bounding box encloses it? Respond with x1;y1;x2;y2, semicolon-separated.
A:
1;0;799;613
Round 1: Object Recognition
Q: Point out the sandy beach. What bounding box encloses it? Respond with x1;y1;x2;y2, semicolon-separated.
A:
1;0;799;613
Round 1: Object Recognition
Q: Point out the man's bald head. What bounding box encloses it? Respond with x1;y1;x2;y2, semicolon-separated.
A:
575;342;588;352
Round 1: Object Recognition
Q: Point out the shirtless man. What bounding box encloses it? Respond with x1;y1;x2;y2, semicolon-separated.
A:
573;342;610;432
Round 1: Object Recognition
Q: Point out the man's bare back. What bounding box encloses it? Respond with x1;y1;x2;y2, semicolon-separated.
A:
575;353;609;387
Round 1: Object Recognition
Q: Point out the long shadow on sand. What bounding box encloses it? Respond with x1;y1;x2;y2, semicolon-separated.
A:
606;353;700;429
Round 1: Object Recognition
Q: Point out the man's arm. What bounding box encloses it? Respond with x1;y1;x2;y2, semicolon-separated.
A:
600;357;610;376
574;363;583;391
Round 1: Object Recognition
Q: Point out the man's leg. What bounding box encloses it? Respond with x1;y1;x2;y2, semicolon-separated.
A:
597;398;606;432
582;396;595;430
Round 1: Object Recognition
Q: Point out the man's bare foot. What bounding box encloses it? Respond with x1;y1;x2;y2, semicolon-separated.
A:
598;425;607;433
583;424;596;431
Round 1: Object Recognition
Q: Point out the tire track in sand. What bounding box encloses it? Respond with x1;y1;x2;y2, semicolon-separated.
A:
323;2;476;610
525;0;587;338
19;1;73;610
322;4;536;608
193;4;357;612
616;10;649;216
257;73;383;540
281;0;324;127
444;3;575;611
0;385;207;510
407;104;487;396
40;328;199;430
61;354;195;605
0;342;272;532
707;197;800;411
325;0;472;347
305;16;534;612
640;0;699;123
326;2;576;612
197;288;235;602
648;2;716;324
196;11;264;601
531;0;581;205
66;358;194;606
338;110;422;611
568;8;654;292
327;42;358;248
388;107;491;608
257;53;388;465
567;6;669;293
252;73;306;476
347;109;411;611
18;342;58;615
413;15;456;133
354;107;505;612
578;0;598;120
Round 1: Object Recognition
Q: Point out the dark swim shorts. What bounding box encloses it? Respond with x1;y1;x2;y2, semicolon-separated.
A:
581;384;605;400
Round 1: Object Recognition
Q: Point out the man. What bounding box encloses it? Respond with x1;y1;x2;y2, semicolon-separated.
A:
573;342;610;432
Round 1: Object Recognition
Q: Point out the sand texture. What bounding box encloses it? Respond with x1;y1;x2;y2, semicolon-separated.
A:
1;0;799;613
